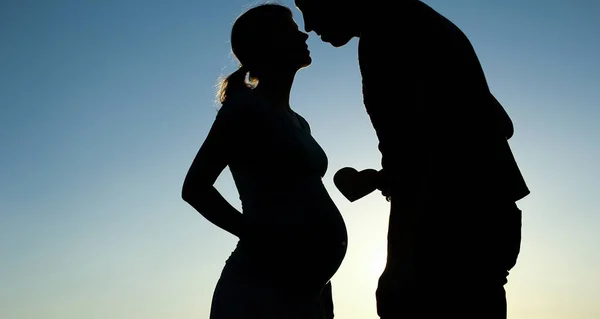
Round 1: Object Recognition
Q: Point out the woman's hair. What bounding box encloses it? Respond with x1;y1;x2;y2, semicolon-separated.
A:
217;3;293;104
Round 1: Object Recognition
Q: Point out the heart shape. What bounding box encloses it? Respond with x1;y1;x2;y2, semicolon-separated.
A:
333;167;379;202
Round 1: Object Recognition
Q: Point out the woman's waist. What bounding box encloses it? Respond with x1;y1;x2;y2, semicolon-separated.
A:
243;208;347;243
243;209;347;241
240;206;348;250
240;191;342;217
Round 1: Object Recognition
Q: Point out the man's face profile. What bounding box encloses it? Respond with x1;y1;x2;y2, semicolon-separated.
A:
294;0;356;47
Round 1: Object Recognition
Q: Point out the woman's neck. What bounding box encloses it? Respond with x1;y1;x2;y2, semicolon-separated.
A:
254;71;296;111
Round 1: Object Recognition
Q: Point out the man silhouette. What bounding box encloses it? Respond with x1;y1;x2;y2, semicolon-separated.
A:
295;0;530;318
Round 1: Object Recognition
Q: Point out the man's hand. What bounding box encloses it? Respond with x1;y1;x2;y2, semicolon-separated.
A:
334;167;380;202
377;169;391;202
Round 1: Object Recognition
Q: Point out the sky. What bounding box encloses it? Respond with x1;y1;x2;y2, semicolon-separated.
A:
1;0;599;318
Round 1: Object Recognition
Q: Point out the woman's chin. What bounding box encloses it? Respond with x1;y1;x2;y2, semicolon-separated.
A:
299;57;312;69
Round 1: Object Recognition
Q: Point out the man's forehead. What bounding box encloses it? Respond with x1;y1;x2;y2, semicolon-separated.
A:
294;0;306;7
295;0;318;9
295;0;339;10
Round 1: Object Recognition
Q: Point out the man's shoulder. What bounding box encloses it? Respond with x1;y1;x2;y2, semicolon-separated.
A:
359;1;471;67
358;1;431;55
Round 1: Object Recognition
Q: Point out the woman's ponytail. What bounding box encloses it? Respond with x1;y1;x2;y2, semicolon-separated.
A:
217;65;250;104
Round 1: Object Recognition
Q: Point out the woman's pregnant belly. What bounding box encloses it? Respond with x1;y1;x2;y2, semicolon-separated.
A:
234;181;348;292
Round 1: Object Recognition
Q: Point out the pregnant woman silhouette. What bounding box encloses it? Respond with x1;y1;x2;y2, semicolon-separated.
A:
182;4;347;318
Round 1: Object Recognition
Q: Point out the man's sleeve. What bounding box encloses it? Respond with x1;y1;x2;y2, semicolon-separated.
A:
358;27;427;201
320;281;334;318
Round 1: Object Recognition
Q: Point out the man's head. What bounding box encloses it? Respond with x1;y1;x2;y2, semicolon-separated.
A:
294;0;362;47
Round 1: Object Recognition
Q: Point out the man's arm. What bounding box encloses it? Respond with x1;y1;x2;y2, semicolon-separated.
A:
376;169;391;201
320;281;334;318
358;23;426;202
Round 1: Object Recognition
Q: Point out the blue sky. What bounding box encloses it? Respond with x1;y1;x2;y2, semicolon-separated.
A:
1;0;599;318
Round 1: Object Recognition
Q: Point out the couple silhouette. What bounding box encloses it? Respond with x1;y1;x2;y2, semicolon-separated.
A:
182;1;530;318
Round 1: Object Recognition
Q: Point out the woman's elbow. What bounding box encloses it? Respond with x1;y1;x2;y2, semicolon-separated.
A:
181;185;192;203
181;180;199;203
181;180;212;204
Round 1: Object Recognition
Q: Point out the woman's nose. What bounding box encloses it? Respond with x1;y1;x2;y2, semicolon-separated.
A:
303;20;313;33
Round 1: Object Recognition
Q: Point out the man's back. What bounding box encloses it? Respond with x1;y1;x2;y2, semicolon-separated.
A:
359;1;528;206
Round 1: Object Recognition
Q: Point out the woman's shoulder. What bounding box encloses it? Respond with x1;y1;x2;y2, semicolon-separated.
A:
218;90;264;117
220;90;262;110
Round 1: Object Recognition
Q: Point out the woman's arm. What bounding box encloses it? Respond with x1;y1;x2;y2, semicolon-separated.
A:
181;103;247;238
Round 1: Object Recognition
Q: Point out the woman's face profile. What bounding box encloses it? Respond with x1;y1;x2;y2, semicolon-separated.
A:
259;13;312;71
